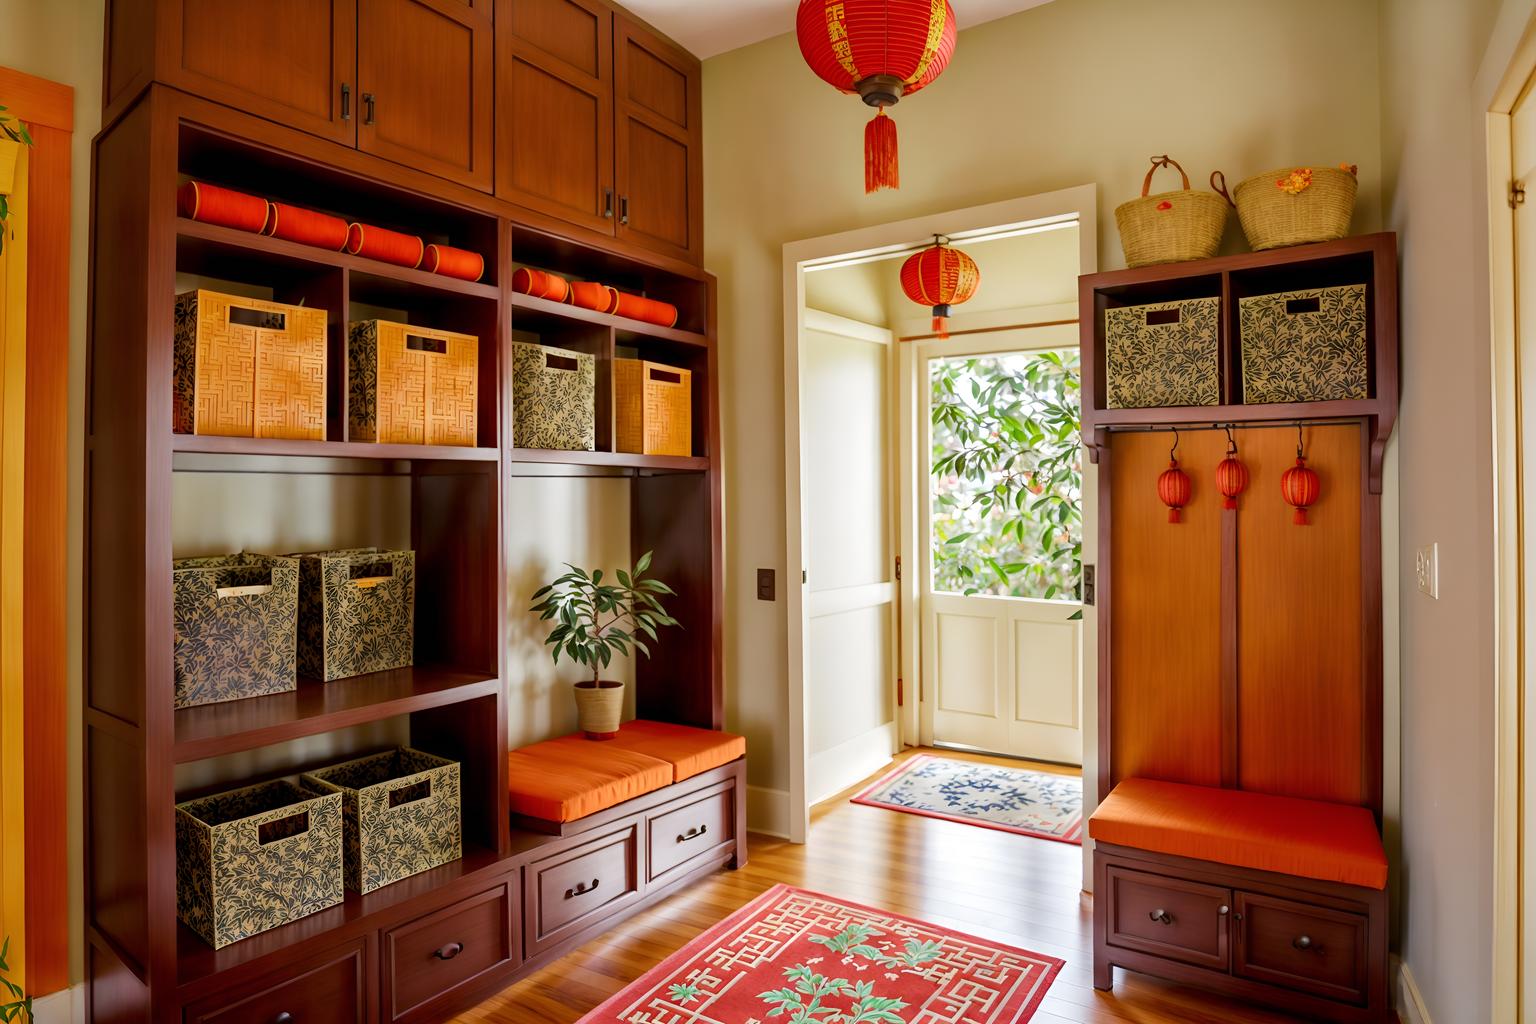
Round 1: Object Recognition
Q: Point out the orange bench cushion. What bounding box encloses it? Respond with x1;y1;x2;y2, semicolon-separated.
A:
1088;778;1388;890
506;735;672;823
602;720;746;782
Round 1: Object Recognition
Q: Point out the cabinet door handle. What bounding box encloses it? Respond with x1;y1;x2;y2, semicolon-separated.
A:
340;83;351;121
433;942;464;961
603;188;614;219
565;877;600;899
363;92;376;126
619;195;630;226
677;824;708;843
1218;904;1230;916
273;1014;294;1024
1148;909;1172;925
1292;935;1314;951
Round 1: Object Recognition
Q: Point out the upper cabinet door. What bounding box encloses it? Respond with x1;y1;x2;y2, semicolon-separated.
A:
496;0;616;234
358;0;495;191
614;16;703;264
172;0;358;145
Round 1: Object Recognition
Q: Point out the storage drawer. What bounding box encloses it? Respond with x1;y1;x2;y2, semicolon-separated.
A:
647;786;732;883
1234;892;1368;1004
1105;866;1230;970
384;880;517;1021
526;824;640;954
183;938;366;1023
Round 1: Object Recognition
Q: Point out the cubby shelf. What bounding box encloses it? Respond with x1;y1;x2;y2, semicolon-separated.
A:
510;290;709;348
507;447;709;473
171;433;500;462
172;668;500;763
1090;399;1387;428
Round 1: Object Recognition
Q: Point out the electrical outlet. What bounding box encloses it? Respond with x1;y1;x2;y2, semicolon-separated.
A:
1416;543;1438;599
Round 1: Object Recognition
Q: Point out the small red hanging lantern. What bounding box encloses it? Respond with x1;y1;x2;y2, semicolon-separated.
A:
796;0;959;193
1280;425;1321;525
1216;427;1249;510
1157;429;1192;524
901;238;979;337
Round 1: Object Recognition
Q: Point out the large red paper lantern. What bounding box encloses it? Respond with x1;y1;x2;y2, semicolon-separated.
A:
901;241;979;336
1281;456;1321;525
1216;432;1249;510
796;0;959;192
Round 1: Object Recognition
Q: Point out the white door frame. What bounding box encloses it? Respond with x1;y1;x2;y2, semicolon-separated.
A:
783;185;1098;846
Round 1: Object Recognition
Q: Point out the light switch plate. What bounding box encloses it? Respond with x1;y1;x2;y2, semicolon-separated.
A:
1416;543;1438;599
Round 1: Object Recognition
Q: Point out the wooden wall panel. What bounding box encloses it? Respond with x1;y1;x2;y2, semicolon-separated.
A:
1235;423;1364;805
1108;429;1225;789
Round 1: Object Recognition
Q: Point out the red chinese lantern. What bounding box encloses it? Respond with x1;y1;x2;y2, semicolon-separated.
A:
796;0;959;193
1157;430;1191;524
1280;426;1321;525
1216;429;1249;510
901;239;979;337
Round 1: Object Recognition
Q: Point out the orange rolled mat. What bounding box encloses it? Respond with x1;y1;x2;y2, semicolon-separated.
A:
345;222;425;269
266;202;349;251
177;181;270;234
425;244;486;283
569;281;618;313
610;290;680;329
512;267;570;302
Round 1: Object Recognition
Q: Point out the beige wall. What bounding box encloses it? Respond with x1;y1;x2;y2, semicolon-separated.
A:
704;0;1386;801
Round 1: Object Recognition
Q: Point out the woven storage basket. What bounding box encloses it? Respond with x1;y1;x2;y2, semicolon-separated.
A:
293;547;415;681
176;780;344;948
301;747;461;894
1114;156;1231;269
1238;284;1369;402
575;680;625;738
348;320;479;447
1233;165;1357;250
172;553;299;708
615;359;692;457
1105;297;1222;408
512;342;596;451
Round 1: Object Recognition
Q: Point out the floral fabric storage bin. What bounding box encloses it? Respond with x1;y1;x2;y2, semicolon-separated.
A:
172;553;299;708
512;342;595;451
293;547;415;681
301;747;462;894
1238;284;1369;403
1104;297;1221;409
348;319;479;447
175;780;344;949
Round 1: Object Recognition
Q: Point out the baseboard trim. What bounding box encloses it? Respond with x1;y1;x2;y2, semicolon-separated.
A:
29;983;82;1024
1394;957;1432;1024
747;785;791;839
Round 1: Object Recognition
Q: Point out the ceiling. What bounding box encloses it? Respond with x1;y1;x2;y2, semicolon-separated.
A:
623;0;1056;60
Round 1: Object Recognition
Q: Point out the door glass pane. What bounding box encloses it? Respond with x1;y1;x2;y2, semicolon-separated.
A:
930;349;1081;600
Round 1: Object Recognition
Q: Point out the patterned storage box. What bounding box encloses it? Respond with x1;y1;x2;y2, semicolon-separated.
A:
173;289;327;439
512;342;595;451
615;359;692;457
1104;297;1221;409
301;747;462;894
348;320;479;447
1238;284;1369;403
293;547;415;681
172;553;299;709
176;780;344;949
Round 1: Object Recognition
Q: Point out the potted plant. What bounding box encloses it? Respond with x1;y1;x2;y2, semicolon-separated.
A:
0;106;34;253
531;551;678;739
1;935;33;1023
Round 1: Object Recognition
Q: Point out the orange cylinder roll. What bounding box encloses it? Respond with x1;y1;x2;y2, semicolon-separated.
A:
345;222;425;269
177;181;271;233
609;290;680;328
512;267;570;302
424;244;486;283
569;281;618;313
265;203;349;251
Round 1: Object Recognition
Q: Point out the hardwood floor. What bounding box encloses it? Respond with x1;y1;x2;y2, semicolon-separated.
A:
457;748;1366;1023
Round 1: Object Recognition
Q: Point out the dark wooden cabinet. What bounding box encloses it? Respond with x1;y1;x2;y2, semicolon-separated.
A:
384;881;518;1022
645;783;733;883
1104;867;1230;971
1233;893;1368;1005
358;0;494;191
182;939;369;1023
525;823;641;955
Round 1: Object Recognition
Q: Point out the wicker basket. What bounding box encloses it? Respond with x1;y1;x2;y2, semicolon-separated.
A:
575;680;625;739
172;553;299;708
1114;156;1231;268
293;547;415;681
615;359;692;457
512;342;596;451
1233;164;1357;250
1105;297;1222;408
1239;284;1369;402
348;319;479;447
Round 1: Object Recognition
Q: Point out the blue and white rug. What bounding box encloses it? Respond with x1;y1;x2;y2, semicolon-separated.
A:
852;754;1083;844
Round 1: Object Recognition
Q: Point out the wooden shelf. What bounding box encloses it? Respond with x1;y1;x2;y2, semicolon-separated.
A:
508;447;708;473
173;667;500;763
1089;399;1385;428
511;291;709;348
171;433;499;463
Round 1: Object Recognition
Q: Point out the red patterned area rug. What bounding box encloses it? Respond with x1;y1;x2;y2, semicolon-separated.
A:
578;884;1065;1024
852;754;1083;845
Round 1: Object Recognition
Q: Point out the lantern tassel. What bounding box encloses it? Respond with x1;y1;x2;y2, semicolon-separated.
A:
1293;507;1309;526
1223;496;1237;510
1168;508;1182;524
865;109;899;193
932;315;948;339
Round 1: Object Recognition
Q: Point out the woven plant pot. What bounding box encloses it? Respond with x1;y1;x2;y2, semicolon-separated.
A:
574;680;624;739
1233;164;1357;250
1114;155;1231;269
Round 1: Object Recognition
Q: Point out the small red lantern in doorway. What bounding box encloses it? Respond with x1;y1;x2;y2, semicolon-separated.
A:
1157;429;1192;524
1280;425;1321;525
901;238;980;337
795;0;959;192
1216;427;1249;510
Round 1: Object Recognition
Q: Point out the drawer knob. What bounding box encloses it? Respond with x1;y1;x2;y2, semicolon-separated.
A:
1293;935;1314;951
565;877;600;899
1149;908;1172;925
677;824;709;843
273;1014;294;1024
1218;905;1230;916
433;942;464;961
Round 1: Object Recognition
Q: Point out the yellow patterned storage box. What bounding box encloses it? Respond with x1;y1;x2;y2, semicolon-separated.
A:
348;320;479;447
293;547;415;681
1104;297;1221;409
176;780;344;948
1238;284;1369;403
615;359;692;457
172;553;299;708
301;747;462;894
512;342;595;451
173;289;327;439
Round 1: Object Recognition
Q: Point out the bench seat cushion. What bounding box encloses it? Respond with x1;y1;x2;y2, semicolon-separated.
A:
603;720;746;782
1088;778;1388;890
506;735;672;823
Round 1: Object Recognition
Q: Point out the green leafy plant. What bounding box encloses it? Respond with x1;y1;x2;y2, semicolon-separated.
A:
531;551;678;683
930;349;1082;606
0;107;34;256
0;937;33;1024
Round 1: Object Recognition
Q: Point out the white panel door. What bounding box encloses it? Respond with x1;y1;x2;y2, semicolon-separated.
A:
802;311;899;804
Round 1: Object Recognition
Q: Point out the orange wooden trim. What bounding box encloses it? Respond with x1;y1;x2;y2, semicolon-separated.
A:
0;66;71;132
